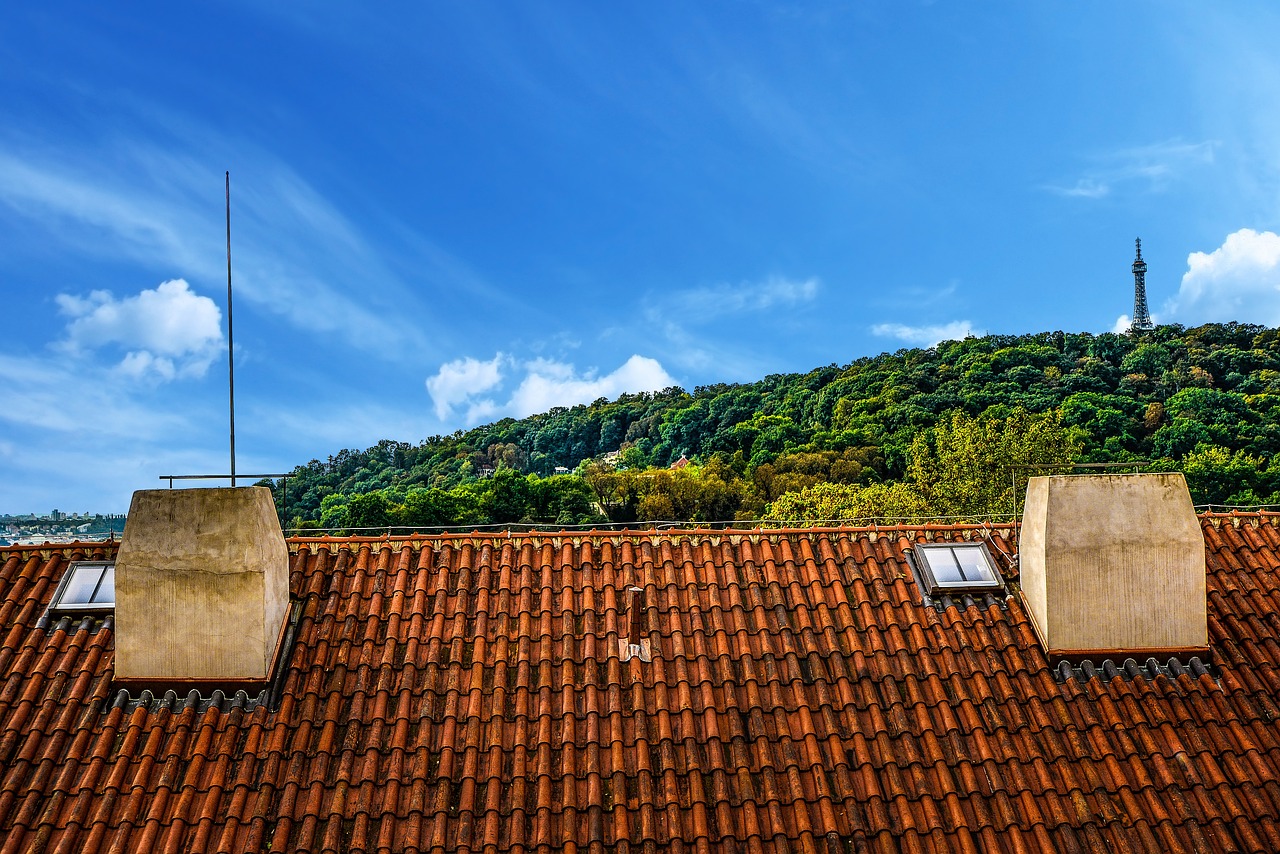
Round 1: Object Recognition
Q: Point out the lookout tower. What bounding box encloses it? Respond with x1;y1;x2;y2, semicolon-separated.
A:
1131;238;1154;332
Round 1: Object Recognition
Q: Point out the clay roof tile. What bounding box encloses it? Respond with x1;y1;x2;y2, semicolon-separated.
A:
3;518;1280;850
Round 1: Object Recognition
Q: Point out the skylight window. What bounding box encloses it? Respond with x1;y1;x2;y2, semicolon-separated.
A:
911;543;1003;596
48;561;115;613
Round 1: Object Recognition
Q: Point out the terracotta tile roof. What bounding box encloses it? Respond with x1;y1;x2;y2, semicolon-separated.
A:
3;516;1280;852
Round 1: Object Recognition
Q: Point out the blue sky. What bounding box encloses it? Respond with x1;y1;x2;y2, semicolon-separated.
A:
4;3;1280;513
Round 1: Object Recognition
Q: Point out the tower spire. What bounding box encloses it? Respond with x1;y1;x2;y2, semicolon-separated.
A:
1131;237;1154;332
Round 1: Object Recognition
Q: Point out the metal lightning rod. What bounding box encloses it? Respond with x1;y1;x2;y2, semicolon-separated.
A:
226;171;237;487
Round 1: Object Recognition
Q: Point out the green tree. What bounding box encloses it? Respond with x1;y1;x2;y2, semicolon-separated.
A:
908;408;1081;515
396;488;456;528
529;474;597;524
1165;387;1251;436
1175;445;1280;506
1151;421;1212;459
582;463;641;522
480;468;535;524
346;492;392;531
319;493;350;531
1120;342;1172;377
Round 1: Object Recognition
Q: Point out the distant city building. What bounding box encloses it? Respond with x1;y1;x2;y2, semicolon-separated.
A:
0;510;127;545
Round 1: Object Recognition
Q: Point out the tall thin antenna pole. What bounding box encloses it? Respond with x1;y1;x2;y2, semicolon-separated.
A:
226;171;237;487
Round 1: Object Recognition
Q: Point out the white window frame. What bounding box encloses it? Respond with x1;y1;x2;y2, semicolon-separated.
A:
911;543;1004;596
47;560;115;614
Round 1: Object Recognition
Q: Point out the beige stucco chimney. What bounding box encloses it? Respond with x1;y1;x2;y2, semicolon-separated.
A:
1020;473;1207;661
114;487;289;690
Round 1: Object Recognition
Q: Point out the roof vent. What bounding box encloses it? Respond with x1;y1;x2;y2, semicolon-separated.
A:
619;585;651;662
1020;473;1207;662
113;487;290;692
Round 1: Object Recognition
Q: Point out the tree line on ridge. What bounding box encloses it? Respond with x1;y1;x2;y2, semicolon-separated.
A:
265;322;1280;530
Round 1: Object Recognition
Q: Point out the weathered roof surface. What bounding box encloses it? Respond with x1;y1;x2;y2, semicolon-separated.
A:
3;516;1280;853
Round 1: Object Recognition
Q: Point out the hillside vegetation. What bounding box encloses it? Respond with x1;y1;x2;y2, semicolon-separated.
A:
269;322;1280;530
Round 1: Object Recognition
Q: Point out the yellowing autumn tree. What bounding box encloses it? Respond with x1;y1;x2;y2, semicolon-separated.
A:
768;408;1082;523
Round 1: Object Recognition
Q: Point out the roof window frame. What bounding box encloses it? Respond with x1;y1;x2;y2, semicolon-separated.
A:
910;542;1005;597
47;560;115;615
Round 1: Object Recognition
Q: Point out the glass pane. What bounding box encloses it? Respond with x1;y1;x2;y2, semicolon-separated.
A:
951;547;995;584
919;545;998;589
58;564;103;606
926;548;968;584
91;565;115;604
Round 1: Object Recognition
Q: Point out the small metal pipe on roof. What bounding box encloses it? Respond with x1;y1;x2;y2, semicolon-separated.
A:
621;585;651;662
627;586;644;647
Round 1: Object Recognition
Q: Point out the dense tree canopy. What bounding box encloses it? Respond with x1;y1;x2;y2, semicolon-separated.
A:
268;323;1280;530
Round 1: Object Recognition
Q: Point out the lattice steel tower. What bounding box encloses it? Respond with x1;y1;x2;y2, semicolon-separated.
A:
1131;237;1154;332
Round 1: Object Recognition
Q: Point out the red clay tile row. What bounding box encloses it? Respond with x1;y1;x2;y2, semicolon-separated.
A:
2;521;1280;852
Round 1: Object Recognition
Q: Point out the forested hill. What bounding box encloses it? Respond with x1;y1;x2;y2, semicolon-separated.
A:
272;322;1280;530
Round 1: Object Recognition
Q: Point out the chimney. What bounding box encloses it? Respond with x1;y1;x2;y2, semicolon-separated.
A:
113;487;290;692
1020;473;1207;662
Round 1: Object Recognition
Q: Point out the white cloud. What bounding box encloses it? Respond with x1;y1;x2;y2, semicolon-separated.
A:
871;320;977;348
464;398;505;425
56;279;223;380
508;355;676;417
1112;314;1133;334
426;353;677;426
425;354;507;419
1045;139;1216;199
1163;228;1280;324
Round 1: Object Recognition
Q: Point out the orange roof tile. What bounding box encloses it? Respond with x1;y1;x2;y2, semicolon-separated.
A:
2;519;1279;851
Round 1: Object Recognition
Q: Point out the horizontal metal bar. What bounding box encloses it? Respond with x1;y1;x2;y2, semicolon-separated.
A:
1007;461;1151;470
158;474;290;481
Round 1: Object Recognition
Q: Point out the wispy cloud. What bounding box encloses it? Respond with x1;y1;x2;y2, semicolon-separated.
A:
1044;139;1216;199
663;275;820;315
0;347;223;511
1053;178;1112;199
0;143;439;359
635;275;820;375
871;320;977;348
253;400;436;456
425;353;677;426
0;353;192;439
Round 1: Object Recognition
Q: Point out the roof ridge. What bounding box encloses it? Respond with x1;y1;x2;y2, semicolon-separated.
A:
0;540;118;559
286;521;1020;546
